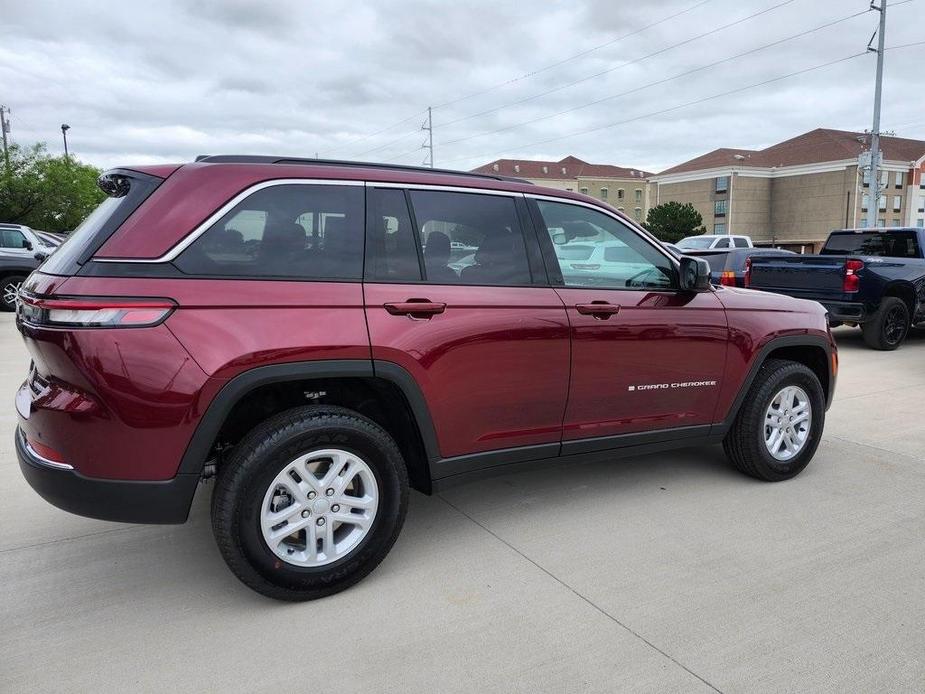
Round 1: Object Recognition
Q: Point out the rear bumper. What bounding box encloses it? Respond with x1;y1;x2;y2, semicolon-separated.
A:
16;427;199;524
819;301;868;323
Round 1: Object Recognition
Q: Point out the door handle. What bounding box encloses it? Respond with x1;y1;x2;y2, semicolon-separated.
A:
384;299;447;317
575;301;620;319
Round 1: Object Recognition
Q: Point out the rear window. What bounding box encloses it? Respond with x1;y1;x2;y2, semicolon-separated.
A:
821;231;921;258
39;171;162;276
677;237;715;250
175;183;365;279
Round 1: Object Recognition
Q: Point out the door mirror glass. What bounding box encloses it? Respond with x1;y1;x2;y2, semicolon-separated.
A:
679;256;712;292
551;232;567;245
23;240;33;250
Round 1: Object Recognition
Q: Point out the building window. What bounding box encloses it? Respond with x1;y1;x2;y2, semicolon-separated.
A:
895;171;904;189
617;189;624;200
565;187;573;192
891;218;901;227
514;164;520;173
879;195;886;211
561;167;567;175
880;170;888;186
714;199;727;216
542;166;548;174
919;176;925;190
580;187;589;194
863;169;870;187
617;206;625;212
600;187;608;200
878;218;885;226
862;193;870;212
634;207;641;220
634;189;642;203
714;223;726;234
917;219;924;227
893;195;901;212
715;176;729;193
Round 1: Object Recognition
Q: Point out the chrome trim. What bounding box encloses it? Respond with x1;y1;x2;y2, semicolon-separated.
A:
20;430;74;470
365;181;520;197
93;178;365;264
525;192;681;269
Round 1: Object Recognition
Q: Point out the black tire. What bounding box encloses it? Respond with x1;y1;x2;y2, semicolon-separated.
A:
861;297;910;350
723;359;825;482
211;405;409;601
1;274;27;311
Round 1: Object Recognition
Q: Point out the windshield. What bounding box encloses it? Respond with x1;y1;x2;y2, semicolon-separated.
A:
821;231;920;258
677;237;715;250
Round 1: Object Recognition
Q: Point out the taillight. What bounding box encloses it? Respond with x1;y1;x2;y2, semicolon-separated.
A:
720;271;736;286
843;259;863;293
743;257;752;287
18;295;175;328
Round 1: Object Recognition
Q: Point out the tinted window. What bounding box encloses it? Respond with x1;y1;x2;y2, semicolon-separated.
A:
697;252;730;273
733;237;749;248
821;231;920;258
409;190;531;286
175;184;364;279
365;188;421;282
0;229;27;248
537;200;674;289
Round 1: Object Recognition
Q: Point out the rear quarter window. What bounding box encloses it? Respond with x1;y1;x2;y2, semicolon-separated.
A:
174;183;365;279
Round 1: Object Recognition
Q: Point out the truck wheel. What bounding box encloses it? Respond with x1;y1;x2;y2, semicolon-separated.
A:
1;275;27;311
211;405;409;601
861;297;909;350
723;359;824;482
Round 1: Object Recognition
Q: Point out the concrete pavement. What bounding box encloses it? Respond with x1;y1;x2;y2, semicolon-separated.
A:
1;314;923;693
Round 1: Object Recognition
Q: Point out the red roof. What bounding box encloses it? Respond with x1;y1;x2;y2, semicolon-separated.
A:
472;155;652;180
658;128;925;176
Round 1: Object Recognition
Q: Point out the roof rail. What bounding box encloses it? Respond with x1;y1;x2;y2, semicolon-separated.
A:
193;155;533;184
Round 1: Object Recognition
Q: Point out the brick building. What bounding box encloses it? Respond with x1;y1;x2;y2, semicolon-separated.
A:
651;128;925;252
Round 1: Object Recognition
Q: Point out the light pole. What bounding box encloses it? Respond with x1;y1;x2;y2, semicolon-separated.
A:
61;124;70;159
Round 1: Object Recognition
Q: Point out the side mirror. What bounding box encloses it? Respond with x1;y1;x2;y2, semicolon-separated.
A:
34;251;48;262
679;256;712;292
23;240;33;251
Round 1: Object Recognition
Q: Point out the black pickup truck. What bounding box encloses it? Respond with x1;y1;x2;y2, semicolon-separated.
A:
747;227;925;350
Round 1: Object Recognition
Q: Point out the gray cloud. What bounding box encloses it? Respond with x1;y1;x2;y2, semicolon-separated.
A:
0;0;921;173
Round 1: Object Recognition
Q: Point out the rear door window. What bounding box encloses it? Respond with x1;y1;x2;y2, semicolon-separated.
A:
733;237;749;248
365;188;422;282
175;184;365;279
821;231;920;258
408;190;532;286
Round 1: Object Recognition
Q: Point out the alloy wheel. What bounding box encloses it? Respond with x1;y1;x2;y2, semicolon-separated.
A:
764;385;812;462
260;449;379;568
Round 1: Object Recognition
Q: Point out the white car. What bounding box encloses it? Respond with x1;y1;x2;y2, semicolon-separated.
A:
555;240;666;287
677;234;753;250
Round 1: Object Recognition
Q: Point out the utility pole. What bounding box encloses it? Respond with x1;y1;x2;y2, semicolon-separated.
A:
61;124;71;159
0;105;10;176
422;107;434;168
867;0;887;228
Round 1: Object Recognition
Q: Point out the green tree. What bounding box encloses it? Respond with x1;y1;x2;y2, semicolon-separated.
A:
643;201;705;243
0;143;104;233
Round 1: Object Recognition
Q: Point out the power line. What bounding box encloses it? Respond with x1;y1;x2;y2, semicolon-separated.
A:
441;50;872;166
441;7;871;148
431;0;713;110
438;0;798;130
335;0;714;156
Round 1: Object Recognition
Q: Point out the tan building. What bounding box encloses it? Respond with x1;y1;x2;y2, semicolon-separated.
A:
472;156;653;224
651;128;925;252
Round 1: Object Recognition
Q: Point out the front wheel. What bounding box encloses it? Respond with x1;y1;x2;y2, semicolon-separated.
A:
723;359;825;482
211;406;409;601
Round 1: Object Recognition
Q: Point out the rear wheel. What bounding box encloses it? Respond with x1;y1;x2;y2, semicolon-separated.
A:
1;275;26;311
861;297;909;350
723;359;825;482
211;406;409;601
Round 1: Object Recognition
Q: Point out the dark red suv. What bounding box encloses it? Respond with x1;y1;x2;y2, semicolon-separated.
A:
14;157;837;600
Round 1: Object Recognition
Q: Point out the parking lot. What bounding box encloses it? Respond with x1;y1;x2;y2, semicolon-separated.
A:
0;313;922;693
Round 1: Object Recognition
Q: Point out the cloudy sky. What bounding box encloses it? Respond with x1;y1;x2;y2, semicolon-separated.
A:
1;0;923;173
